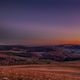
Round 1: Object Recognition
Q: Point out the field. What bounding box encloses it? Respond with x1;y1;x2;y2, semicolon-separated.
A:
0;61;80;80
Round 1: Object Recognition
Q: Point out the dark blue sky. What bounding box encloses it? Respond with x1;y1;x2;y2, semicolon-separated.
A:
0;0;80;45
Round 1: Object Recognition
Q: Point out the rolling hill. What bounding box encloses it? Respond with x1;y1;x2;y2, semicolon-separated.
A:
0;44;80;65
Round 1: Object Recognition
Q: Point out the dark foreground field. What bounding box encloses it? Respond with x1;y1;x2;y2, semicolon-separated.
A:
0;61;80;80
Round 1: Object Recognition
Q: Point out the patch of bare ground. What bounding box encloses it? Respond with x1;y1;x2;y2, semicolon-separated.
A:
0;61;80;80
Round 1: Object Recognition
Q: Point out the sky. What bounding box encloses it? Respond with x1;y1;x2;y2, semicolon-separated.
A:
0;0;80;45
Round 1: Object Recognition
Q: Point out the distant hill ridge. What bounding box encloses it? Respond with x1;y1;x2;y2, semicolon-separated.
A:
0;44;80;65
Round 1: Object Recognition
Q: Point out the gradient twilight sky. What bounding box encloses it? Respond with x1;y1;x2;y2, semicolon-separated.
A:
0;0;80;45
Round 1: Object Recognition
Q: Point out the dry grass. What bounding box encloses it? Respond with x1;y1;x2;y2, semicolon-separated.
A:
0;62;80;80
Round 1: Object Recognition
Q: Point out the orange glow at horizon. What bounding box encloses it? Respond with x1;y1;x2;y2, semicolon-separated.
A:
24;37;80;45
